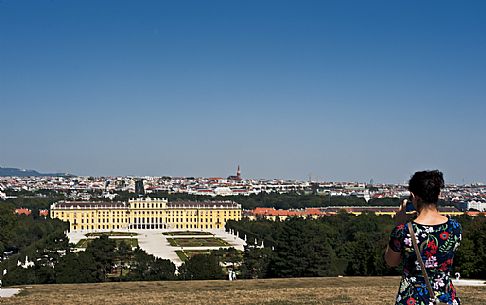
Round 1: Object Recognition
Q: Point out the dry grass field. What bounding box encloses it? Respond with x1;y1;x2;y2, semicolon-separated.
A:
1;277;484;305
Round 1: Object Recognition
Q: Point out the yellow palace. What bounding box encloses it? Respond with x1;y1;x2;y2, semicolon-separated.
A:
50;197;242;231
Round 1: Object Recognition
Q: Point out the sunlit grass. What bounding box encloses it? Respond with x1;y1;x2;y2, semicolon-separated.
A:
75;238;138;248
3;277;484;305
166;237;229;247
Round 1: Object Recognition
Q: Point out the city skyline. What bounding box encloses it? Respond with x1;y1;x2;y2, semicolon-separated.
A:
1;1;486;184
0;164;483;185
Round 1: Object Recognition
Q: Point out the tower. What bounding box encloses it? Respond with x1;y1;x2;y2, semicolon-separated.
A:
228;165;242;181
135;179;145;195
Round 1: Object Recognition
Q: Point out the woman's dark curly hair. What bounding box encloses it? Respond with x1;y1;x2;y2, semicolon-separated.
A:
408;170;445;204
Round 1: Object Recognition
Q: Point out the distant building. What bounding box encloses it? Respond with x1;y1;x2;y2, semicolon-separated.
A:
50;197;242;231
227;165;242;181
15;208;32;216
247;207;324;221
135;179;145;195
39;209;49;217
456;200;486;212
246;206;466;221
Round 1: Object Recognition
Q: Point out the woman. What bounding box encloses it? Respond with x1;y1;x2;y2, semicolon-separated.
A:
384;170;462;305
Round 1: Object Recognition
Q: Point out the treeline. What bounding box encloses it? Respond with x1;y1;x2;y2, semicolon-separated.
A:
454;214;486;278
6;190;437;212
0;203;68;257
1;234;239;286
1;234;177;285
226;214;486;279
3;192;64;214
0;203;69;285
121;191;401;209
229;193;452;210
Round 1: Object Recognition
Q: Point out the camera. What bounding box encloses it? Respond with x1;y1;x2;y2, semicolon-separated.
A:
401;191;415;212
405;199;415;212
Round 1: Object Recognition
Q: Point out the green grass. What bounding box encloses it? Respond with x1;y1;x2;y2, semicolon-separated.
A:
163;231;213;236
85;231;138;237
166;237;230;247
75;238;139;248
175;250;212;261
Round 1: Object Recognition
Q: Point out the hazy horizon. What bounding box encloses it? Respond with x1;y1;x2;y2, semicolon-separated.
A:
2;164;483;186
1;1;485;184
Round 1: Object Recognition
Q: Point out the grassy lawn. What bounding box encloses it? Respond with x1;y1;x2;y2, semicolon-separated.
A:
75;238;139;248
86;232;138;237
176;250;212;261
166;237;230;247
3;277;485;305
163;231;213;236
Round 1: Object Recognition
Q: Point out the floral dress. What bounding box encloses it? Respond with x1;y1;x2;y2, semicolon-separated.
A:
389;218;462;305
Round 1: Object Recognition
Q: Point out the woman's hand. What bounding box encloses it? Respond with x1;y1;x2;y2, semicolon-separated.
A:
394;198;410;225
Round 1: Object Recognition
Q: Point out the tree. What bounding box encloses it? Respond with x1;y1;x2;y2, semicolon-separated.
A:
85;235;117;281
55;252;97;283
240;246;272;279
455;238;477;278
127;248;175;281
151;257;176;280
178;254;225;280
269;218;337;277
2;266;37;286
117;240;132;278
0;204;16;254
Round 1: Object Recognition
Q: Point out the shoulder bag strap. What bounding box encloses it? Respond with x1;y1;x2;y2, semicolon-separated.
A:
407;222;437;302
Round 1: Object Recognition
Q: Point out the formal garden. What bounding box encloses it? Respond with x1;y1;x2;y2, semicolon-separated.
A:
166;237;230;247
175;250;211;261
76;238;139;249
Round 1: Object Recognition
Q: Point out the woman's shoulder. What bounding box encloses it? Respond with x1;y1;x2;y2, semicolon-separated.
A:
447;217;461;227
447;217;462;233
419;217;462;236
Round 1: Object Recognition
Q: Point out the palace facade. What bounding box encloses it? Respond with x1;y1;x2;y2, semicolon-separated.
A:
50;197;242;231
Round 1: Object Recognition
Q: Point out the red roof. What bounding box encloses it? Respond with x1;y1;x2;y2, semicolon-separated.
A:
15;208;32;216
251;207;324;217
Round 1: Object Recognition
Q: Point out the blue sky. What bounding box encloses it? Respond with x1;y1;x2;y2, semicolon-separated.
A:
1;1;485;183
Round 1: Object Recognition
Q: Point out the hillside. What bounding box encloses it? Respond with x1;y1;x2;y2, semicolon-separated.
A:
1;277;485;305
0;167;72;177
